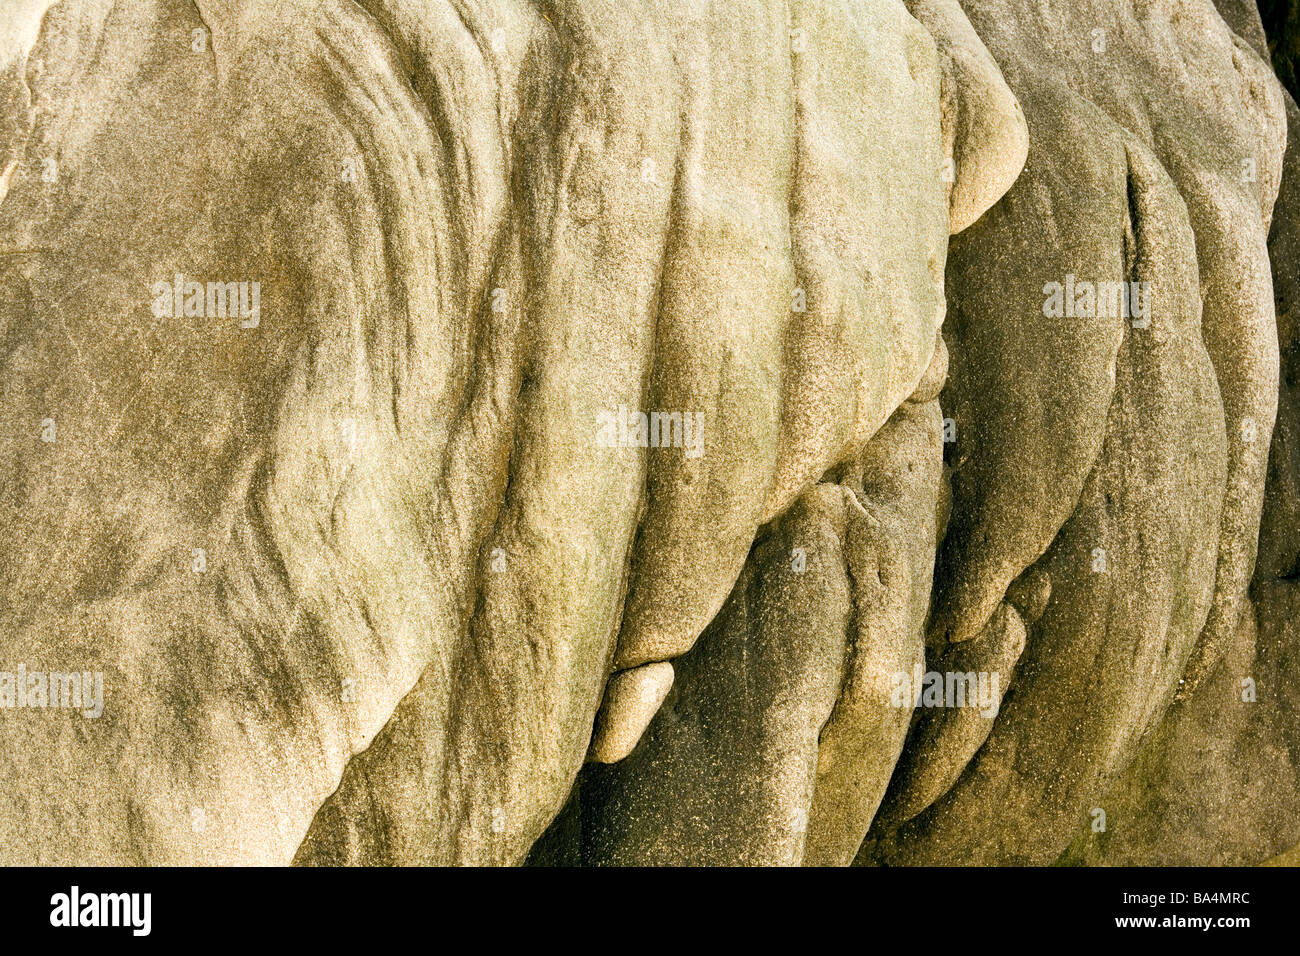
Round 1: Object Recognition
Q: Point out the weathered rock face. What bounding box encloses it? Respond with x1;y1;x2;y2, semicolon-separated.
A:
1056;0;1300;867
0;0;1296;867
859;0;1289;866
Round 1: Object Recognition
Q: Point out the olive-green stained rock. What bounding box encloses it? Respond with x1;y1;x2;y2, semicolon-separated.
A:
3;0;1299;869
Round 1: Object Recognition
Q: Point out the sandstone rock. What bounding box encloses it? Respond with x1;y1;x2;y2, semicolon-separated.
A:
2;0;1299;869
859;0;1285;867
587;662;674;764
906;0;1029;234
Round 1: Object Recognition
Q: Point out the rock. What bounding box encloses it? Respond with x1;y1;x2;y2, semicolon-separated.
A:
866;0;1285;866
2;0;1299;869
906;0;1028;234
587;662;674;764
1053;7;1300;863
0;0;955;865
873;602;1025;830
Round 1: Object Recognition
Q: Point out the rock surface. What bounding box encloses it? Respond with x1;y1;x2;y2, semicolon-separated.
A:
0;0;1297;867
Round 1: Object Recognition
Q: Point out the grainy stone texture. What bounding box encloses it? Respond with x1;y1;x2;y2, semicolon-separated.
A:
587;662;674;765
862;0;1289;866
0;0;1297;867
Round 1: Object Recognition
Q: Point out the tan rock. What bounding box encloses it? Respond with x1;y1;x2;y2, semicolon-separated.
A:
587;662;674;764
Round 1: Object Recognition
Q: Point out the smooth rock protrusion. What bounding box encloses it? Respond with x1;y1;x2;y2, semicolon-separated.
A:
588;663;675;764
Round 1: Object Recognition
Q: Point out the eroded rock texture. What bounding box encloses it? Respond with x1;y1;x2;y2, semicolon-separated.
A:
0;0;1296;866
